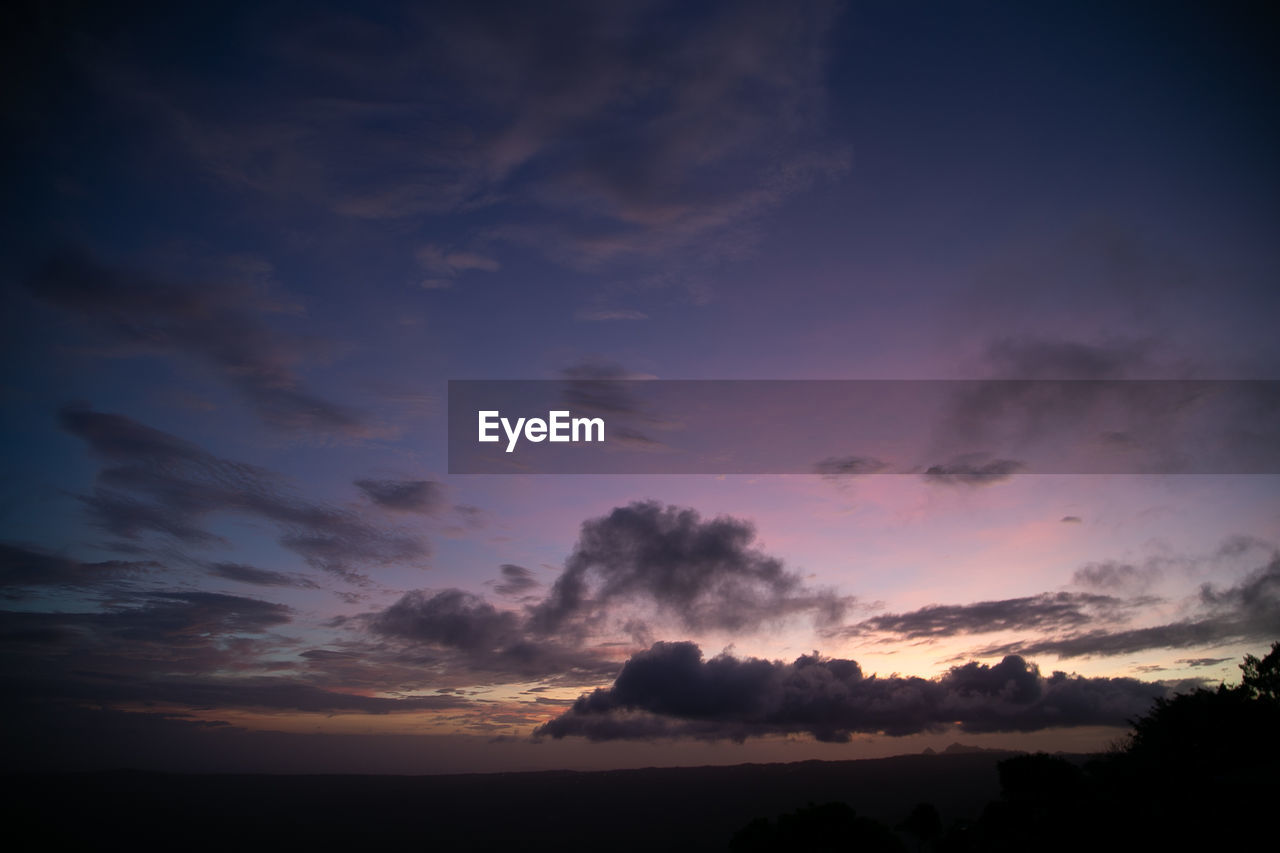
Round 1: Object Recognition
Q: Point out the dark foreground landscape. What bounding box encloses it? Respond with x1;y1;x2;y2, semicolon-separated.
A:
4;750;1023;851
6;741;1276;852
7;643;1279;852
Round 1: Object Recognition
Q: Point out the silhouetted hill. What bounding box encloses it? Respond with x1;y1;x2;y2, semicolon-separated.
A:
3;752;1040;852
940;742;1015;755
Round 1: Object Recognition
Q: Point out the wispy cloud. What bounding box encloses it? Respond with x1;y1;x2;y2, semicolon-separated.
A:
356;479;445;514
1;541;158;596
492;564;541;598
108;1;846;296
206;562;319;589
574;309;649;322
415;244;501;289
29;251;373;437
922;455;1024;487
59;406;427;583
973;555;1280;659
839;591;1141;641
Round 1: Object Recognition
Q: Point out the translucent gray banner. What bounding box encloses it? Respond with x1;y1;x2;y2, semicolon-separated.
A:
448;380;1280;475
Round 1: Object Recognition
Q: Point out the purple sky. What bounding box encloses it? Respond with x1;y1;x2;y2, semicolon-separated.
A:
2;0;1278;773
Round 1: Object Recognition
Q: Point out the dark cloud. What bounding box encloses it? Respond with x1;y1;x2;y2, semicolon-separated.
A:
537;642;1166;742
842;592;1135;641
0;590;291;681
6;670;470;716
1215;535;1272;560
923;456;1023;487
358;500;851;684
106;590;292;639
977;623;1225;660
984;337;1150;380
558;360;673;451
926;339;1280;475
29;251;371;436
561;360;650;416
933;339;1157;463
59;406;426;582
975;555;1280;659
1197;553;1280;623
207;562;317;589
1060;516;1082;524
493;564;541;598
1176;657;1233;668
529;501;849;636
361;588;619;684
1;542;157;592
0;588;435;735
575;308;648;322
814;456;888;477
99;1;846;288
356;479;444;514
371;589;522;652
1072;560;1160;591
415;244;501;289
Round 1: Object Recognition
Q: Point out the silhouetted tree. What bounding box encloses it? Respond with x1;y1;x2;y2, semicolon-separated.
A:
996;753;1083;807
730;644;1280;852
896;802;942;851
1123;644;1280;778
729;801;907;852
1239;640;1280;700
958;642;1280;850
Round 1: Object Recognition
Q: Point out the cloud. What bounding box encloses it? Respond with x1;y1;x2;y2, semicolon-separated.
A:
1072;560;1160;591
0;588;479;723
557;360;674;451
361;587;619;683
840;549;1278;661
574;309;648;322
107;678;469;714
529;501;849;637
536;642;1167;742
28;251;372;437
356;479;444;514
1060;516;1082;524
449;1;848;272
813;456;889;477
112;590;292;638
416;244;501;275
1176;657;1233;668
116;1;846;285
0;541;157;593
6;668;469;716
923;455;1023;487
493;564;541;598
927;338;1280;475
59;406;426;583
559;360;654;415
974;555;1280;659
357;499;852;684
0;591;291;678
984;337;1150;380
415;244;501;288
207;562;318;589
841;592;1136;641
370;589;521;652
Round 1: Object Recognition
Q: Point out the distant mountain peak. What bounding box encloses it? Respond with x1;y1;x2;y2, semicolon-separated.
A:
943;743;995;754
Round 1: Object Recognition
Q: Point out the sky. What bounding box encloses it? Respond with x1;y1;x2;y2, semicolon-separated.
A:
2;0;1278;774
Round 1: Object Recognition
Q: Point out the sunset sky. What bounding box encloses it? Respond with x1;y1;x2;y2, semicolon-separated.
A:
3;0;1278;774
